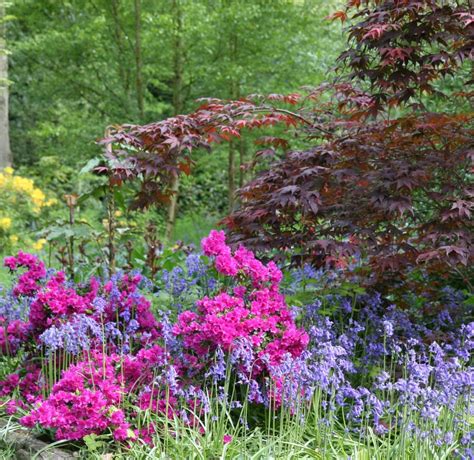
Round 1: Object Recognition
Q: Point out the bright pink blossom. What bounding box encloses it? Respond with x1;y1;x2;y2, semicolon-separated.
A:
201;230;228;256
4;252;46;297
174;232;308;371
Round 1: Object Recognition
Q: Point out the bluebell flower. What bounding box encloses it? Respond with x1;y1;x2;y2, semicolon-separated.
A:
105;322;123;340
230;338;255;377
126;319;140;335
92;296;107;315
185;254;206;278
39;314;103;355
119;307;131;322
207;277;217;291
39;325;64;354
206;347;226;383
382;320;394;337
163;365;180;395
160;312;180;351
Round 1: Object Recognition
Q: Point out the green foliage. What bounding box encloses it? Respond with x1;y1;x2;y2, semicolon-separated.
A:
0;167;58;253
7;0;344;230
172;211;221;247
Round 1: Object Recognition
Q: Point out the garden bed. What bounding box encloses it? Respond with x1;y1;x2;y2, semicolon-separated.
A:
0;232;472;458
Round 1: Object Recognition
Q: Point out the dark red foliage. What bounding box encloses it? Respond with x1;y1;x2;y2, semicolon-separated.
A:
225;111;473;282
336;0;473;113
99;0;473;286
97;97;305;209
225;0;473;283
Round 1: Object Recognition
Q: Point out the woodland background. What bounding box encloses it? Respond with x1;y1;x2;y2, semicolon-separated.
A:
0;0;344;247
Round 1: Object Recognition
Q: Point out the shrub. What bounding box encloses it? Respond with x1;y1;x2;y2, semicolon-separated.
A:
0;231;308;442
0;167;56;253
96;1;472;290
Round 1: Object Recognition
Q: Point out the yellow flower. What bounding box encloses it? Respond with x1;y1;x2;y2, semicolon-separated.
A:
31;188;46;207
114;210;122;217
12;176;34;193
3;166;14;175
9;234;18;244
0;217;12;230
32;238;47;251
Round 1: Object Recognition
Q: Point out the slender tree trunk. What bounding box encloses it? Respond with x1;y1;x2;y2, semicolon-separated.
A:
104;128;116;275
110;0;132;110
165;0;184;241
134;0;144;120
228;27;238;212
239;139;246;188
228;140;236;211
0;1;11;168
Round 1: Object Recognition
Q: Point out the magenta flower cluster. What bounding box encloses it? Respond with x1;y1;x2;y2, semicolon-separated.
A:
175;230;308;368
4;251;46;297
0;231;309;442
21;352;130;440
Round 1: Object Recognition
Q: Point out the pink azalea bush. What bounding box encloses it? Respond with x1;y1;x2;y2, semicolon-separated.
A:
175;230;308;367
21;352;130;441
4;251;46;297
0;230;308;443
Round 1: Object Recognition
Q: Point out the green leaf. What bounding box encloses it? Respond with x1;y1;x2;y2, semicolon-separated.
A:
78;185;107;205
79;157;101;175
83;433;104;452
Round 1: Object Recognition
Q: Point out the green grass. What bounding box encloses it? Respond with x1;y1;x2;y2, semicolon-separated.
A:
1;359;467;460
0;265;11;289
0;419;19;460
172;212;224;247
1;400;465;460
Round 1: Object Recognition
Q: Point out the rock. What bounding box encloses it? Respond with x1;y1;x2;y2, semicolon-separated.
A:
0;420;78;459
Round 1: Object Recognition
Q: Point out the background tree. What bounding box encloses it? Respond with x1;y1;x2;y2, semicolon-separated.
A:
165;0;185;240
226;0;473;290
7;0;343;237
0;0;11;168
100;0;473;292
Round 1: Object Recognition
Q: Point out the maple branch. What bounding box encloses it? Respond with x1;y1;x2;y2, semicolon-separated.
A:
244;106;333;136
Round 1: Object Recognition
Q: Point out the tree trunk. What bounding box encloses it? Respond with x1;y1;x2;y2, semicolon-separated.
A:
165;0;184;241
110;0;132;111
239;139;246;188
228;140;236;212
228;26;238;212
134;0;144;120
0;1;11;169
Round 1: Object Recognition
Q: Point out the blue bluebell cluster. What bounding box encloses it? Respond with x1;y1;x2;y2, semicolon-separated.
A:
0;289;30;321
39;314;103;355
273;268;473;453
288;264;324;293
158;253;213;311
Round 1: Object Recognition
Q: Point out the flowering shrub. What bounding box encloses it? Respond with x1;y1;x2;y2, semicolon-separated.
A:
0;230;472;457
0;167;56;252
175;230;308;370
0;231;308;441
21;352;131;441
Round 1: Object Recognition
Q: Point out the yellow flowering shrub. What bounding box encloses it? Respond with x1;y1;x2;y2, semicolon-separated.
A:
32;238;48;251
0;217;12;231
0;167;57;252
